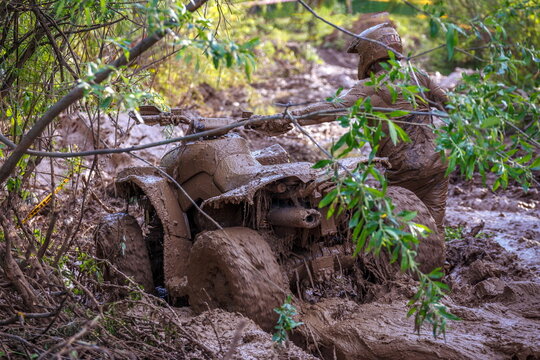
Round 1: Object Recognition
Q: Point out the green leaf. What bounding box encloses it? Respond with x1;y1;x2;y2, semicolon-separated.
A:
446;25;458;60
427;267;444;279
439;308;461;321
429;18;439;38
398;210;417;222
481;116;499;128
400;250;409;271
365;186;383;197
349;210;361;228
312;159;333;169
389;110;410;117
407;306;418;317
388;120;398;145
99;96;113;109
354;227;369;255
84;6;92;26
530;157;540;170
394;123;410;142
318;189;338;208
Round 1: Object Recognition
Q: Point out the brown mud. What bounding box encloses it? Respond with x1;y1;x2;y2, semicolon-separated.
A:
195;50;539;358
284;175;539;360
187;227;287;332
13;45;539;359
178;307;316;359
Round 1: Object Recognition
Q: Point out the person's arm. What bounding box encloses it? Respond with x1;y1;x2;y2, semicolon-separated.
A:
291;81;375;125
245;80;376;136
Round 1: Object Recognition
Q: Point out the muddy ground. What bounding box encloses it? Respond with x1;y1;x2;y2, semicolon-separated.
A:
9;47;539;359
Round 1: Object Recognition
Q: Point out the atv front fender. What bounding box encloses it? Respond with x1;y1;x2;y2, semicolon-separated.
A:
116;167;191;298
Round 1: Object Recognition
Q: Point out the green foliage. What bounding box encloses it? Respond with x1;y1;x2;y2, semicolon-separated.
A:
438;73;538;190
444;225;464;241
407;268;460;338
272;295;303;344
77;251;103;282
414;1;540;189
423;0;540;87
0;0;260;152
318;160;455;337
309;0;538;336
316;61;458;336
4;155;32;200
33;229;45;245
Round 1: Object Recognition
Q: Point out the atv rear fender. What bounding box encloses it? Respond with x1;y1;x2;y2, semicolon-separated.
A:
115;167;191;297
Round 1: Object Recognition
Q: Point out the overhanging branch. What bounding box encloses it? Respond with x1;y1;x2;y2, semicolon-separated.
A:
0;0;208;185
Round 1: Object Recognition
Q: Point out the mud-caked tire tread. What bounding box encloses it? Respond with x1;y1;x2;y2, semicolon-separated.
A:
187;227;287;332
95;213;154;292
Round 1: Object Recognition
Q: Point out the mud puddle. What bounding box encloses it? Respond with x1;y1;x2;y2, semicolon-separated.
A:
447;182;539;272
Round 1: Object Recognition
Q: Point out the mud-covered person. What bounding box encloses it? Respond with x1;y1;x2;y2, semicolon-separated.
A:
249;23;449;232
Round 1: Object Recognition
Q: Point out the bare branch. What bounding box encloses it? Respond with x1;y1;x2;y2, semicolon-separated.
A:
0;107;448;159
296;0;404;59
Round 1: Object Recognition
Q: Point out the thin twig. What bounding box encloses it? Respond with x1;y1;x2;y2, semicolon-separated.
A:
0;332;43;353
129;153;223;230
296;0;404;59
0;107;449;158
37;315;101;360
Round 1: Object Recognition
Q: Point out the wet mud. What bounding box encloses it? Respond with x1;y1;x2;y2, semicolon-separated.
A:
44;36;539;359
285;176;540;360
187;227;287;332
171;164;538;360
180;308;316;360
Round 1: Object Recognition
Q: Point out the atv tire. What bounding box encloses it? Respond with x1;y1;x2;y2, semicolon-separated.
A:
96;213;154;293
187;227;286;332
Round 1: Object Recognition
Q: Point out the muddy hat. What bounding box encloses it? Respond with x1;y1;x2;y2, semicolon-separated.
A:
347;23;403;79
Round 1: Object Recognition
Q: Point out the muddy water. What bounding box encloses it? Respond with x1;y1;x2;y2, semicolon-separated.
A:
447;182;539;272
451;209;539;268
291;180;539;360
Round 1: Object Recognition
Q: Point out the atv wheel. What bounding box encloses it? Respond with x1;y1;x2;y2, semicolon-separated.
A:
187;227;286;332
96;213;154;292
387;186;445;273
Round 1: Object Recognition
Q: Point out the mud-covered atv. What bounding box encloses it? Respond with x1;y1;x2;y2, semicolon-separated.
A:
96;107;444;331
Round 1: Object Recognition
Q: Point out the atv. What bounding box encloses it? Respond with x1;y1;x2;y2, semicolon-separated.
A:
95;106;443;331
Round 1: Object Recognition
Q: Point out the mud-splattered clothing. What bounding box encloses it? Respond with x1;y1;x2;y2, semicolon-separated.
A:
291;70;448;231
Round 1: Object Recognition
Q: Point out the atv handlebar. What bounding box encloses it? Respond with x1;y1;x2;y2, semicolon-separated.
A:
129;105;342;137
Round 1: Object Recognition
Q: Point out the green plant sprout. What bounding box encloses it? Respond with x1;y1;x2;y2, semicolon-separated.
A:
272;295;303;344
